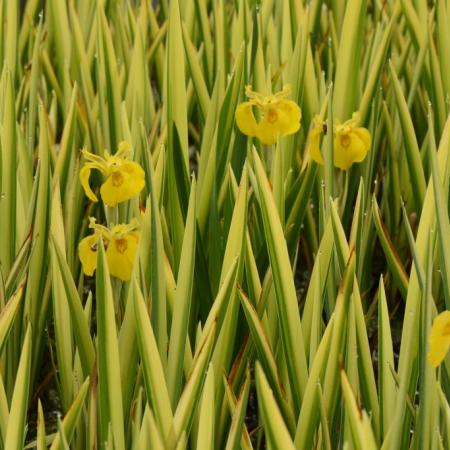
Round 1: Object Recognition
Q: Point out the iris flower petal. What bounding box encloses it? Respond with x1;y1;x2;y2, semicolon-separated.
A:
100;162;145;206
255;116;280;145
235;101;258;137
79;165;99;202
307;121;325;165
428;311;450;367
235;88;301;144
276;100;302;135
78;234;99;276
307;112;370;170
78;219;140;280
334;133;354;170
106;232;139;281
353;128;371;155
334;129;371;170
80;143;145;206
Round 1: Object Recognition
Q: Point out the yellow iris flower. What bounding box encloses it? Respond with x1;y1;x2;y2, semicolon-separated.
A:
80;141;145;206
428;311;450;368
235;85;301;145
78;217;140;281
308;112;371;170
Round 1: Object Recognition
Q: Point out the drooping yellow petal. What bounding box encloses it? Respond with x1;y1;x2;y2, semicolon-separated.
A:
333;127;371;170
78;234;99;276
429;338;450;367
100;161;145;206
79;165;99;202
235;101;258;137
274;99;301;135
106;232;139;281
353;127;371;154
307;123;324;165
255;113;281;145
255;101;301;145
428;311;450;367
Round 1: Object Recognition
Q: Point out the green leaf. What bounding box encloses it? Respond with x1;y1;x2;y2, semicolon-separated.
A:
0;374;9;444
166;0;189;169
295;252;356;449
53;84;79;194
49;379;90;450
96;4;123;150
3;1;18;75
384;107;450;450
0;285;23;355
359;16;394;124
133;278;174;443
196;364;215;450
36;400;47;450
95;242;126;450
416;232;438;450
224;368;251;450
211;166;247;386
172;322;216;444
238;288;295;433
50;236;95;377
139;406;166;450
372;197;409;299
50;184;73;411
47;0;71;76
340;369;378;450
181;23;210;121
167;179;197;407
427;113;450;307
333;0;367;120
378;277;397;440
437;0;450;97
388;61;426;209
255;363;296;450
0;69;17;274
252;147;308;415
118;283;139;426
4;325;32;450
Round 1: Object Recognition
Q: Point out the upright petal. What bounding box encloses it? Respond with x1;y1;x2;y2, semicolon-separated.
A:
116;140;131;157
235;102;258;137
79;165;99;202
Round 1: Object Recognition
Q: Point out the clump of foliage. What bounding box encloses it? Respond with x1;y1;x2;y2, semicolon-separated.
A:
0;1;449;449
